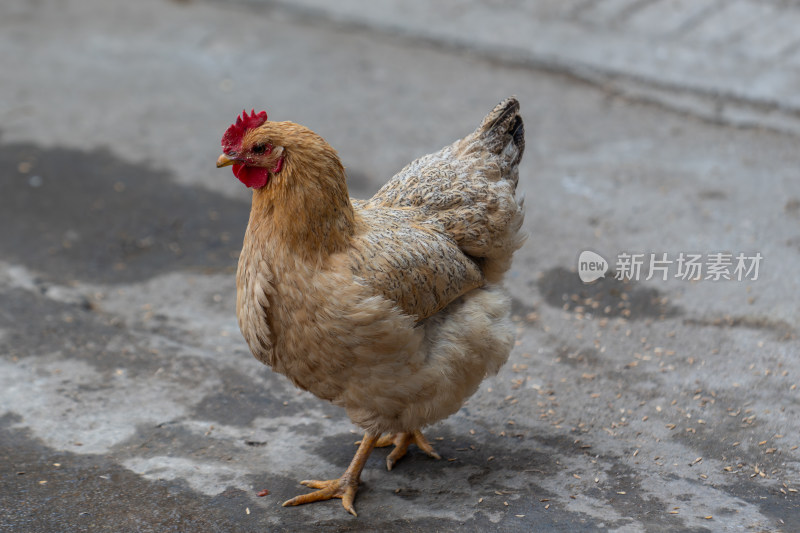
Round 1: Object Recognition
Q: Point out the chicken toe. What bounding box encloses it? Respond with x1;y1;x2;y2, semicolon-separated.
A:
376;430;442;471
283;478;359;515
282;432;379;516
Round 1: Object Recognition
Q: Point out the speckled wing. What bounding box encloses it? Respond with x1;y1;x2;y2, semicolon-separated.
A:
360;98;525;285
348;203;484;321
366;97;522;215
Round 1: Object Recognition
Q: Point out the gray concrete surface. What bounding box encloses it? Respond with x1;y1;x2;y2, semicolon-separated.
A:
1;0;799;531
254;0;800;135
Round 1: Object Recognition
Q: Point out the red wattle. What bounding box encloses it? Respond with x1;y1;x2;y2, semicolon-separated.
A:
232;164;270;189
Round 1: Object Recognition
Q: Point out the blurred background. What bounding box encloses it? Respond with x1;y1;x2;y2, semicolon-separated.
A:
2;0;799;531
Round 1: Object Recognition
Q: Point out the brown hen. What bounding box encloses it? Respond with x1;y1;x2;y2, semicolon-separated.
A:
216;97;526;515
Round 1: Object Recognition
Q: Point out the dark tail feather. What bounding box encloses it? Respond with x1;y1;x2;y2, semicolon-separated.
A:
483;97;519;132
478;97;525;164
509;114;525;162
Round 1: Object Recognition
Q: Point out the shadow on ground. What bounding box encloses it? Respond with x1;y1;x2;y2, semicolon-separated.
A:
0;138;249;285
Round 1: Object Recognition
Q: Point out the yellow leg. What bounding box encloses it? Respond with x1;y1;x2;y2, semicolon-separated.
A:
282;432;379;517
375;429;441;471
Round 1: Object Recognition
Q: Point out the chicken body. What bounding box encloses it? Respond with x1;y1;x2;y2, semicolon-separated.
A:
220;97;525;514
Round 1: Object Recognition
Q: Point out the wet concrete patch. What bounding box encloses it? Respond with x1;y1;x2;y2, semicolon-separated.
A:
0;288;163;376
721;479;800;531
0;414;609;532
113;421;232;462
0;415;260;533
529;434;703;531
668;385;800;487
537;267;681;320
0;140;249;285
298;428;609;531
597;463;709;533
190;367;314;427
279;507;604;533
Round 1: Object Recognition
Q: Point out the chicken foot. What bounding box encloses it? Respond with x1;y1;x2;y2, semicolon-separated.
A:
374;430;442;471
282;432;379;516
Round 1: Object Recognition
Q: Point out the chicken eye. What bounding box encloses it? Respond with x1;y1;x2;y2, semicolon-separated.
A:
251;143;267;155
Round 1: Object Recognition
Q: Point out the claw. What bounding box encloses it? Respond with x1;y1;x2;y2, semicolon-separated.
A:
412;430;441;460
342;489;357;516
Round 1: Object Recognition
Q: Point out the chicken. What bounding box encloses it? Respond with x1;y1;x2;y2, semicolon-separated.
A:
215;97;525;516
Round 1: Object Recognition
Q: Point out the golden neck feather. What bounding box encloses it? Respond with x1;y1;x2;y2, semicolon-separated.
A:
248;122;356;262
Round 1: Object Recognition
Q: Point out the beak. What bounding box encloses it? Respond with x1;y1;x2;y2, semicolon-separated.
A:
216;153;237;168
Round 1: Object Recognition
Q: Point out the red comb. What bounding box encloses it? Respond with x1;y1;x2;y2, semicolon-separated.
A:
221;109;268;153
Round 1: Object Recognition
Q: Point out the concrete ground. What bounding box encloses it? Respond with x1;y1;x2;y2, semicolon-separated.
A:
1;0;799;531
